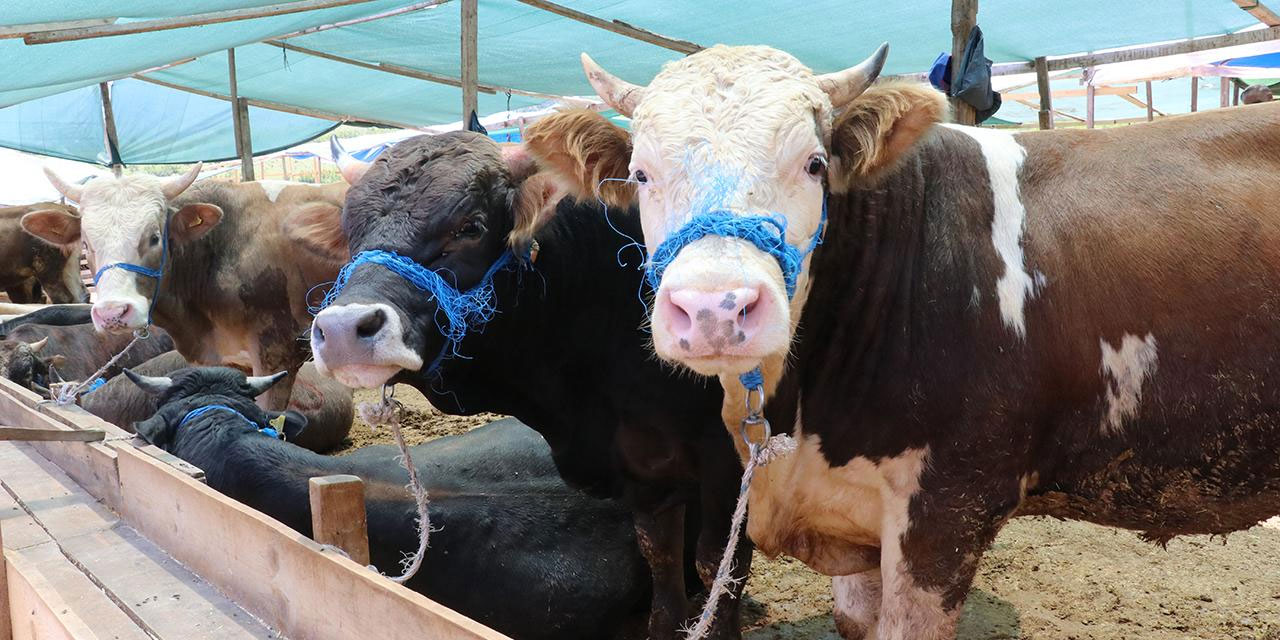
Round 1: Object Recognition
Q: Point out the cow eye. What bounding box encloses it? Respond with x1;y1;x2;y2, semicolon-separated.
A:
805;154;828;178
632;169;649;185
150;232;161;247
456;219;485;238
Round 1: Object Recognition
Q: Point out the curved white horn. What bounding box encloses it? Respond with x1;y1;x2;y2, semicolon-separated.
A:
245;370;289;397
816;43;890;109
26;337;48;353
43;167;84;203
162;162;203;200
331;136;373;185
123;369;174;396
580;53;645;118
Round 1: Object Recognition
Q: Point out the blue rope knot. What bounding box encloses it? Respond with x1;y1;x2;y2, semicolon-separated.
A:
178;404;282;439
316;248;520;374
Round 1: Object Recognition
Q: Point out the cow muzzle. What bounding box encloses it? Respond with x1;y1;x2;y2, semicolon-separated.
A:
311;302;424;388
91;299;146;333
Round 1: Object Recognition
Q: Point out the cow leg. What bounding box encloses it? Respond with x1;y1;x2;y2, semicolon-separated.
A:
875;472;1021;640
694;438;751;639
634;502;688;640
833;568;882;640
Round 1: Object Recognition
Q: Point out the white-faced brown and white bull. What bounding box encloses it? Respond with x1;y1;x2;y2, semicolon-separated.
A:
1;203;87;303
525;44;1280;639
309;133;747;639
22;167;351;411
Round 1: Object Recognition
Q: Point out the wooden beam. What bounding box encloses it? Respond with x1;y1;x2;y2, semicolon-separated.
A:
461;0;478;121
309;475;371;566
274;0;449;40
951;0;978;125
1014;99;1086;122
991;26;1280;76
1221;75;1232;107
1005;85;1138;100
1191;75;1199;112
228;50;255;181
1118;92;1165;117
1086;83;1096;128
3;552;99;640
1146;80;1154;120
133;75;423;130
98;83;123;175
1233;0;1280;26
23;0;379;44
514;0;701;54
0;18;115;40
0;514;9;640
1034;56;1053;130
0;426;105;442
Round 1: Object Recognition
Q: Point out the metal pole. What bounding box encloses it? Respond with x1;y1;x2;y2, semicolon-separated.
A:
228;49;255;181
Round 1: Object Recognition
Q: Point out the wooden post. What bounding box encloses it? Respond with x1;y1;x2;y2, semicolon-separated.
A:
1220;76;1231;108
1191;76;1198;112
1145;81;1154;121
1034;56;1052;130
1086;83;1096;128
282;155;291;181
460;0;478;123
1234;81;1241;105
308;475;370;566
313;156;322;182
228;49;255;181
950;0;978;125
1;517;11;640
98;82;123;176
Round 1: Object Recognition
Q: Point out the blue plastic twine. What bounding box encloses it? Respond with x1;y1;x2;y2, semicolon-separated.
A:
316;249;518;374
178;404;282;439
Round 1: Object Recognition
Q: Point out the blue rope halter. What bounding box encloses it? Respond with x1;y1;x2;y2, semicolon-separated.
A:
92;214;171;328
645;198;828;389
316;248;522;375
178;404;283;439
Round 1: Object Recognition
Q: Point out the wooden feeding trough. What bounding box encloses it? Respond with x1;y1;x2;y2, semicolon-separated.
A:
0;377;510;640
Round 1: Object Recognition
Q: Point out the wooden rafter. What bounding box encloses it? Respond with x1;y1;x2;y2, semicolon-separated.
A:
0;18;116;39
1013;99;1087;122
1004;85;1138;100
1233;0;1280;26
22;0;379;45
992;26;1280;76
273;0;449;40
1118;92;1166;116
514;0;701;54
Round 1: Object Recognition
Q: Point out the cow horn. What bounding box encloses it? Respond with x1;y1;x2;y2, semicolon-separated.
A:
330;136;372;185
162;162;203;200
43;167;84;203
245;370;289;397
581;53;645;118
26;337;48;353
123;369;174;396
815;43;890;109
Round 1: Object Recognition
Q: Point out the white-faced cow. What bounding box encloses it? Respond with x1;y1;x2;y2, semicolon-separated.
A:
523;44;1280;639
23;167;351;414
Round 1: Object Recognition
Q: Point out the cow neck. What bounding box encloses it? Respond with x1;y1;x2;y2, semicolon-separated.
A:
148;190;241;331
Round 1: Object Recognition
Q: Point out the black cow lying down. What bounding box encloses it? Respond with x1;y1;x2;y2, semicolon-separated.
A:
124;366;650;640
84;351;353;452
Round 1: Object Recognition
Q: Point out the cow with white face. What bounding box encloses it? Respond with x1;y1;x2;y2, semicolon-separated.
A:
23;166;353;434
525;44;1280;640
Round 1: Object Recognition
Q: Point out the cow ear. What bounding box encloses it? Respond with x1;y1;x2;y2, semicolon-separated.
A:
523;109;634;209
284;202;349;264
508;173;565;250
21;209;82;247
828;83;947;192
132;413;176;448
170;203;224;244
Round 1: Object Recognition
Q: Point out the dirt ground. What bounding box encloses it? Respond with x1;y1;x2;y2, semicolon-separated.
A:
349;384;1280;640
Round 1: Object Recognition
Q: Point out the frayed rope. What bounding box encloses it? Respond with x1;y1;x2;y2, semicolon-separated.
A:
46;333;145;406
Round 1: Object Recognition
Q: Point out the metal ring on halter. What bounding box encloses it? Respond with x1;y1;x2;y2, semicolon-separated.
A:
133;327;150;339
739;413;772;449
743;384;765;419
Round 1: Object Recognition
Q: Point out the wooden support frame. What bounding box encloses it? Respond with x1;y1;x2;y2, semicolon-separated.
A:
950;0;978;125
274;0;449;40
1146;81;1154;120
515;0;701;54
228;49;255;181
1221;76;1232;107
0;515;9;640
98;82;123;176
22;0;379;44
1005;85;1138;100
0;426;104;442
1233;0;1280;26
1191;75;1199;112
1034;56;1053;130
461;0;479;121
309;475;371;565
992;26;1280;77
1086;83;1096;128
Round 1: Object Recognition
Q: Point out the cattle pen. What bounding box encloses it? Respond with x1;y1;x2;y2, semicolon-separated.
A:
0;376;509;640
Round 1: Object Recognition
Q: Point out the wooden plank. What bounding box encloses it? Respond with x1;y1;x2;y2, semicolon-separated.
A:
0;442;271;639
4;552;99;640
1013;99;1086;123
461;0;479;121
0;18;115;40
1086;83;1096;128
228;49;255;182
1005;85;1137;100
1034;56;1052;130
1146;80;1154;120
992;26;1280;76
0;427;103;442
1119;93;1165;117
22;0;378;44
951;0;978;125
1191;75;1199;112
515;0;701;54
98;83;122;175
1221;75;1231;108
110;442;511;640
309;475;370;565
0;508;9;640
1234;0;1280;26
274;0;448;40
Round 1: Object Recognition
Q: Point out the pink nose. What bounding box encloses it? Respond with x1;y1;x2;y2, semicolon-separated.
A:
91;301;136;329
659;287;764;355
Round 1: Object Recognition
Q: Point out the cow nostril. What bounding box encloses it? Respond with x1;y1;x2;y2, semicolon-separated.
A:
356;308;386;339
313;324;325;342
